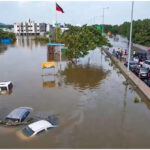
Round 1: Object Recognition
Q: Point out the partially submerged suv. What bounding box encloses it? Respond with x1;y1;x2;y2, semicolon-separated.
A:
5;107;32;123
0;81;13;94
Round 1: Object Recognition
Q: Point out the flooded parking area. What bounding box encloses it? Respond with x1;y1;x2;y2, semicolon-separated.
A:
0;37;150;148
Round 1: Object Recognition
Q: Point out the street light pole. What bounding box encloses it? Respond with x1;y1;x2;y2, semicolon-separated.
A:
102;8;104;34
127;1;134;70
102;7;109;35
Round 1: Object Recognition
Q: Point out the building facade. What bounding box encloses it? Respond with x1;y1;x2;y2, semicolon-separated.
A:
14;20;49;36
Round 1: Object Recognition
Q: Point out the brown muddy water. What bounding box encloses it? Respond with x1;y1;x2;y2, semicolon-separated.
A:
0;37;150;148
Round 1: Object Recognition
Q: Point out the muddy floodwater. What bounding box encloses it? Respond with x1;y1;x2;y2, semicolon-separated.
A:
1;37;150;148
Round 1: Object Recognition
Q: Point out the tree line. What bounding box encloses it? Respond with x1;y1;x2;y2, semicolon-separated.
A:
103;19;150;47
0;29;16;42
0;24;13;29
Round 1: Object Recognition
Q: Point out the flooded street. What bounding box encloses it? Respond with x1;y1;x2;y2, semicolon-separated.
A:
1;37;150;148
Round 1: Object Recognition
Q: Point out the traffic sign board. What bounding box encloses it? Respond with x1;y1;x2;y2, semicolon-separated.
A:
97;25;102;30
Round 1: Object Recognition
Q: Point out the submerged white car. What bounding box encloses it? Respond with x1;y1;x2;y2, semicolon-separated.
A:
0;81;13;94
18;120;55;139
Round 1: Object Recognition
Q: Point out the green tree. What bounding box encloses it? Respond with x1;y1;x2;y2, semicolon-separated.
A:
51;27;62;43
103;19;150;47
0;29;16;42
61;25;111;60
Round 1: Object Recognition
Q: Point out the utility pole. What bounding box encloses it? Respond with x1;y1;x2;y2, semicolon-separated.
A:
127;1;134;70
102;7;109;35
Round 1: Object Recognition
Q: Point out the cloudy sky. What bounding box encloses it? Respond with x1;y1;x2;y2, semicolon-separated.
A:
0;1;149;25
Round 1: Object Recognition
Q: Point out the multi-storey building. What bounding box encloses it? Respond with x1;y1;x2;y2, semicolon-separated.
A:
14;19;49;36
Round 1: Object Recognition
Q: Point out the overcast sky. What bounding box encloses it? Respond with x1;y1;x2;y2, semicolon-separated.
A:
0;1;149;25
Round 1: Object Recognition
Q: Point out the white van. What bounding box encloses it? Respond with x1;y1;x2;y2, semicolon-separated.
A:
0;81;13;92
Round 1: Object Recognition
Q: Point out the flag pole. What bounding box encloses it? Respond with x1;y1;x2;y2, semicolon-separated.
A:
55;2;57;25
55;2;57;43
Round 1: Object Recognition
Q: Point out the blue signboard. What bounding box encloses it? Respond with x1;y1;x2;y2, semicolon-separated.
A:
0;38;11;44
47;43;64;46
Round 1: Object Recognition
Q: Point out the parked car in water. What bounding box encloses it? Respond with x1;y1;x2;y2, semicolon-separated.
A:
0;81;13;94
124;61;139;72
134;67;150;79
142;60;150;69
17;120;56;140
5;107;32;123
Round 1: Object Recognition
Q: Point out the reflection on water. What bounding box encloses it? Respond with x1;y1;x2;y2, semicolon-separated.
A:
43;81;56;88
47;53;67;62
0;90;12;95
61;64;107;90
15;36;41;50
0;44;7;54
0;127;18;135
45;49;109;90
42;74;56;88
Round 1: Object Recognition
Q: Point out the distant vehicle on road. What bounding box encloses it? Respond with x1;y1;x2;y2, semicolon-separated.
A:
133;56;145;66
5;107;32;123
133;52;147;65
0;81;13;94
142;60;150;69
134;67;150;79
113;37;119;42
124;61;139;72
107;32;111;37
109;35;113;38
17;120;55;140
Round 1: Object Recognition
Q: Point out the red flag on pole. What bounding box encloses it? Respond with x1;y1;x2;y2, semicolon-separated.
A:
56;3;64;13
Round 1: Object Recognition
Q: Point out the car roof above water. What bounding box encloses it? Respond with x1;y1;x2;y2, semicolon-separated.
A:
28;120;53;132
130;60;138;63
145;60;150;64
128;61;138;64
140;67;149;72
6;107;32;120
0;81;12;87
145;60;150;62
